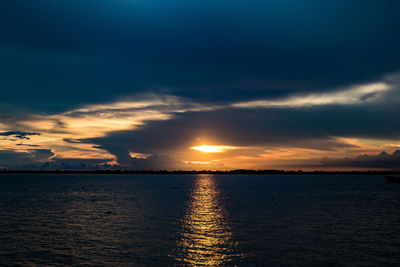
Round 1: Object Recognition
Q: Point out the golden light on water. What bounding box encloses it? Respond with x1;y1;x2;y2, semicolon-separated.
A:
191;145;236;153
174;175;237;266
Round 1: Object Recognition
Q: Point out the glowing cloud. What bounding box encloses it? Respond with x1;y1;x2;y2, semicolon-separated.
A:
233;82;391;108
1;95;215;161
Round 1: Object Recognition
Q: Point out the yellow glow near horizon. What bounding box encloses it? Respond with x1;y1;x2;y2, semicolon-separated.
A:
191;145;236;153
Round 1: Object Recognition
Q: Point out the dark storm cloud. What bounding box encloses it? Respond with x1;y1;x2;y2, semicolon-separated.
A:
85;98;400;165
0;149;114;170
42;157;116;170
321;150;400;170
0;149;54;168
0;131;40;140
1;0;400;112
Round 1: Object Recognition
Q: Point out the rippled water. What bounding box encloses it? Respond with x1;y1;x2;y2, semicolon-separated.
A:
0;174;400;266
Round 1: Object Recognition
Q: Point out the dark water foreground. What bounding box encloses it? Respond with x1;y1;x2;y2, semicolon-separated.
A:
0;174;399;266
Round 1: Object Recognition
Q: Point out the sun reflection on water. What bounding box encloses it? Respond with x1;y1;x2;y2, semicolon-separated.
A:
174;175;237;266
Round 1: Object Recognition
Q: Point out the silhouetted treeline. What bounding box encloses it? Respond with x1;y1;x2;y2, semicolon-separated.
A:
0;169;399;175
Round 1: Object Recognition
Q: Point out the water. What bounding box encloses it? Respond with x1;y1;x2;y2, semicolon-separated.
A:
0;174;399;266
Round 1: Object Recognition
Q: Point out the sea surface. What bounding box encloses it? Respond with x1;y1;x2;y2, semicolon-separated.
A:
0;174;399;266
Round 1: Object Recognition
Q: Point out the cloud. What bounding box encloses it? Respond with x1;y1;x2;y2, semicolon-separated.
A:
0;148;117;170
0;130;40;140
87;98;400;154
0;149;217;170
0;149;54;169
82;90;400;169
121;154;227;170
16;144;40;147
1;1;400;113
0;94;216;162
320;150;400;170
233;82;390;108
128;154;184;170
1;72;400;169
42;157;116;170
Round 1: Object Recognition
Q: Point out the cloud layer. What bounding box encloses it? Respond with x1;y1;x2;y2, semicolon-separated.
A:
1;75;398;170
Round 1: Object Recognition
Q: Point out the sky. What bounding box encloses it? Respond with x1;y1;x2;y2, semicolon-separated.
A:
1;0;400;170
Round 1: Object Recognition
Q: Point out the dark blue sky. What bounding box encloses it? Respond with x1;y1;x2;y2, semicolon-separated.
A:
1;0;400;170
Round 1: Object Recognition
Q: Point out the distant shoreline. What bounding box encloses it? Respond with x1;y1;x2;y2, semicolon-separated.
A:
1;170;399;175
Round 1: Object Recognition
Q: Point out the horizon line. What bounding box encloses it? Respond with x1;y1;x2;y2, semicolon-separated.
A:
1;169;399;175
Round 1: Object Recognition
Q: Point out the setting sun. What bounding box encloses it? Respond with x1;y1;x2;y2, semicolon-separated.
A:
190;145;236;153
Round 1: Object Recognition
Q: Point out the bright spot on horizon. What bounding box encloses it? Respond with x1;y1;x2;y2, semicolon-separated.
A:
191;145;236;153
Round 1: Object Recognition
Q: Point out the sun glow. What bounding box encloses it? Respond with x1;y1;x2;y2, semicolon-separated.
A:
191;145;236;153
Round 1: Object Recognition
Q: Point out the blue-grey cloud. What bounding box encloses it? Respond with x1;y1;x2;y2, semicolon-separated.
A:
0;131;40;140
0;149;53;169
321;150;400;170
0;149;115;170
16;144;40;147
128;154;184;170
41;157;116;170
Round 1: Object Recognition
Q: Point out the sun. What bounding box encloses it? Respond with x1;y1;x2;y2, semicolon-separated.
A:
190;145;236;153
